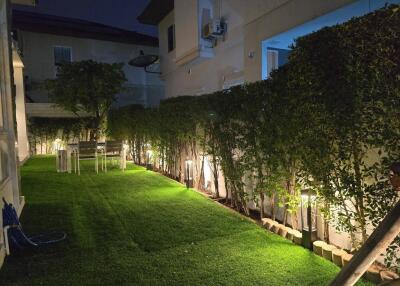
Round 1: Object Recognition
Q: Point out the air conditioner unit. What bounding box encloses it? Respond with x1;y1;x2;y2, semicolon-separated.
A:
202;19;226;40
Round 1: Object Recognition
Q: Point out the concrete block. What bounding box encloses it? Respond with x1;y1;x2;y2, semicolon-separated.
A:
322;244;337;261
332;249;347;267
313;240;327;256
293;230;302;245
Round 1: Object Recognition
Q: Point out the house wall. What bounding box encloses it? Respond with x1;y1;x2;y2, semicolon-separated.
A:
158;0;357;98
20;31;164;108
158;0;244;98
13;54;30;163
243;0;355;82
0;0;25;268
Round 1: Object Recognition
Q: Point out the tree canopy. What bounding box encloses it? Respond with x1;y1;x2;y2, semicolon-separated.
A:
46;60;126;139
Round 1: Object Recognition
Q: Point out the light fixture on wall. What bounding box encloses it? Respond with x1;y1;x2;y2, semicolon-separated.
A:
248;51;255;59
300;189;318;249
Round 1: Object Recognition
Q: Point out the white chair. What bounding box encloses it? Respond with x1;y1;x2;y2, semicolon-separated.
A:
104;141;125;172
76;141;98;175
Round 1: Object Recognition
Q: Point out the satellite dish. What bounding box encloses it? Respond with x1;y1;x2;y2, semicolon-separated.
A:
129;50;160;74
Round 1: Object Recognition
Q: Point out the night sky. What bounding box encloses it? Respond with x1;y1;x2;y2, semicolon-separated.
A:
12;0;158;37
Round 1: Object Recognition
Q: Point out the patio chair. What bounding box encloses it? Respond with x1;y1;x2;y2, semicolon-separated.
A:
77;141;99;175
104;141;125;172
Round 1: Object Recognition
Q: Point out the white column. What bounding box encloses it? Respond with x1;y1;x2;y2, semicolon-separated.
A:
13;62;30;163
0;0;21;211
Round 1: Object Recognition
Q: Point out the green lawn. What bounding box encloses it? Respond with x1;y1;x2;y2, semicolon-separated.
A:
0;156;371;286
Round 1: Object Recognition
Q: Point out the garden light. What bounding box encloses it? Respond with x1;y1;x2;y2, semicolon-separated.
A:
300;189;317;250
185;159;194;189
146;150;153;170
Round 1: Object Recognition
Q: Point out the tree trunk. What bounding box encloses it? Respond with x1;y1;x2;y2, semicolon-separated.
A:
198;154;205;190
356;197;368;244
291;211;298;230
282;188;288;225
324;202;330;243
353;141;367;244
271;193;276;220
260;192;265;219
212;153;219;198
339;194;357;249
211;138;220;197
287;168;297;227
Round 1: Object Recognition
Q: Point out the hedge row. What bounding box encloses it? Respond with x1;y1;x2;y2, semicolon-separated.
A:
108;6;400;270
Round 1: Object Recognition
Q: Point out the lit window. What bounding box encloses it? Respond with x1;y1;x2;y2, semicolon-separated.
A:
167;25;175;53
54;46;72;66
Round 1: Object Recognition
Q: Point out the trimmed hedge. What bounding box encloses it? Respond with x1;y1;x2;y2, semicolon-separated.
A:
108;5;400;271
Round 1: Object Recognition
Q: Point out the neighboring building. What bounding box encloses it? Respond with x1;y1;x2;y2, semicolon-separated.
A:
0;0;37;269
138;0;400;252
12;10;164;117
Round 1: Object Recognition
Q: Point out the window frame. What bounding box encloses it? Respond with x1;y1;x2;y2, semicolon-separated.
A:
53;45;73;66
267;49;279;77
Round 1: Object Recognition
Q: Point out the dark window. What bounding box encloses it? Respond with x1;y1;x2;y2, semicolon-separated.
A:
167;25;175;52
54;46;72;66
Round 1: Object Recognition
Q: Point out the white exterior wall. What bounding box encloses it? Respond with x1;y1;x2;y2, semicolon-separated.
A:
21;31;164;107
0;0;26;268
159;0;244;98
13;52;30;163
159;0;356;98
243;0;354;82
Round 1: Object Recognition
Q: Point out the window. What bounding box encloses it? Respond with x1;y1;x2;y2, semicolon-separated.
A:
267;49;279;77
54;46;72;66
167;25;175;52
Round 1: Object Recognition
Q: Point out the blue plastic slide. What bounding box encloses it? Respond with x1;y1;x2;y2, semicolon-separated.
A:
2;198;67;253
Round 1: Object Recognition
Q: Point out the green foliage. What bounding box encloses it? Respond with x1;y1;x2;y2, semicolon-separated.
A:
107;5;400;269
46;60;127;139
288;5;400;253
29;117;88;153
29;117;85;140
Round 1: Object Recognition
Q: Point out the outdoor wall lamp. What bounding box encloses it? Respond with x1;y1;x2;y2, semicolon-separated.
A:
146;150;153;170
185;159;194;189
300;189;318;249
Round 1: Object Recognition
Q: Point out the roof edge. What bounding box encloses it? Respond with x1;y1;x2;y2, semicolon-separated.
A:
137;0;174;26
13;10;159;47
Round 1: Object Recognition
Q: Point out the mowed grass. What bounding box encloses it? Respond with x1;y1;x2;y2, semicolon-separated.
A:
0;156;371;286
